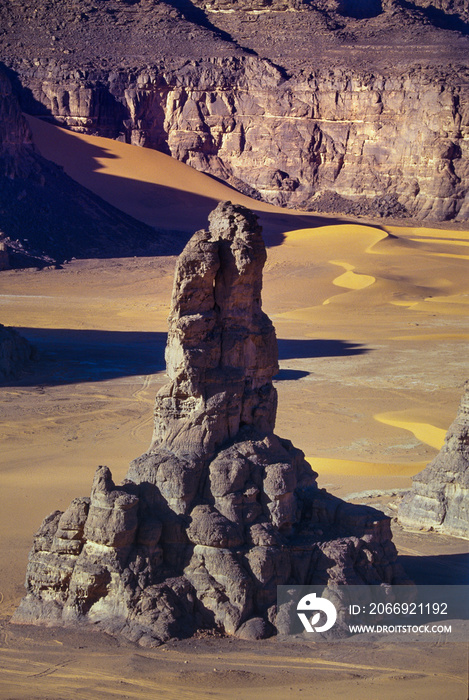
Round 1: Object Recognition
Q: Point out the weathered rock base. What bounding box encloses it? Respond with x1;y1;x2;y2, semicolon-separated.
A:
14;452;405;645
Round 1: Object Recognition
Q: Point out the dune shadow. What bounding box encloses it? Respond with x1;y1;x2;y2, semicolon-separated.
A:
274;369;311;381
11;328;167;386
399;552;469;586
277;338;369;360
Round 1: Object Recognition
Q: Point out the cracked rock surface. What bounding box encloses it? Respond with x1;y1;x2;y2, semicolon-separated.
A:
399;382;469;539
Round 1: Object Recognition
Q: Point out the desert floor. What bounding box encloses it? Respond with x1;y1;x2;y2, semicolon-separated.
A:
0;121;468;698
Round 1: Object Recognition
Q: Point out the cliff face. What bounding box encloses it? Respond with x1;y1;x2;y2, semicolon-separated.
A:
1;0;468;222
399;382;469;539
0;69;36;179
7;59;469;222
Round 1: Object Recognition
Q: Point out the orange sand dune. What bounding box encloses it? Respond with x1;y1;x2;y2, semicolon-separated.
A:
26;116;344;238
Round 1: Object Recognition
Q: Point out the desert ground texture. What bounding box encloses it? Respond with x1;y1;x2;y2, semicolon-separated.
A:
0;122;468;699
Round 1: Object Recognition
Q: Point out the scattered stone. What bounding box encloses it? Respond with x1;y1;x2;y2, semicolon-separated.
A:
345;489;409;500
13;203;407;644
399;382;469;539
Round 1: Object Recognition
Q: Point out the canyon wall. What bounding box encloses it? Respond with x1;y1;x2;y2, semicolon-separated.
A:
7;57;469;222
2;0;468;222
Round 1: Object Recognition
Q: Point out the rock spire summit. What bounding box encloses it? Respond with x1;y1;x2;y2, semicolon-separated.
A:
150;201;278;458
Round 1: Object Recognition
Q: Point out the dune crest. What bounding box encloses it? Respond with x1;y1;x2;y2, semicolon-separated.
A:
374;413;446;451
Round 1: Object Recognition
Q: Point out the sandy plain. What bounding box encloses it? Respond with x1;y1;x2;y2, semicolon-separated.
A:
0;120;468;699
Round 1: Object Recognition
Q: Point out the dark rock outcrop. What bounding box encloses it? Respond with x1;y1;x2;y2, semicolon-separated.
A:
0;324;36;380
399;383;469;539
13;202;407;645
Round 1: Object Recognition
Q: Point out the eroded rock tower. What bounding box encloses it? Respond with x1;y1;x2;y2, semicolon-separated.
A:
14;202;406;645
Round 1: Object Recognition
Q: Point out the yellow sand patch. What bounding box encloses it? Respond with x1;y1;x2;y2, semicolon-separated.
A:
329;260;376;290
374;413;446;450
411;298;469;315
307;457;424;477
282;225;388;251
390;295;468;314
390;333;469;341
386;225;469;241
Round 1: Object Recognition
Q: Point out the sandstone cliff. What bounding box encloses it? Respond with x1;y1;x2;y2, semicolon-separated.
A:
1;0;468;222
13;203;407;645
399;382;469;539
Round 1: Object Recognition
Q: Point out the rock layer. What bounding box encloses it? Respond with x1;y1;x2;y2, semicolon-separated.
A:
14;203;407;645
6;59;469;222
1;0;468;222
399;383;469;539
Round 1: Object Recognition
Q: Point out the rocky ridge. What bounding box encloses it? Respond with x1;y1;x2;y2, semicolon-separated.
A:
399;382;469;539
5;58;468;222
1;0;468;222
13;202;407;645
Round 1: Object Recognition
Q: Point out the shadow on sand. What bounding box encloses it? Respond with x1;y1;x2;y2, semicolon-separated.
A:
12;328;167;385
399;552;469;586
7;331;370;387
277;338;369;359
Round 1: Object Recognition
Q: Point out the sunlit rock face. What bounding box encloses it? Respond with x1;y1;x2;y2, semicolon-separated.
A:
1;0;468;223
148;202;278;458
8;59;468;222
399;382;469;539
14;203;407;646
